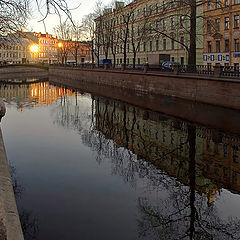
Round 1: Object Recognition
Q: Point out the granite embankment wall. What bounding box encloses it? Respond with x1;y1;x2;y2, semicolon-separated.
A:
0;66;48;81
0;100;23;240
49;66;240;110
50;76;240;135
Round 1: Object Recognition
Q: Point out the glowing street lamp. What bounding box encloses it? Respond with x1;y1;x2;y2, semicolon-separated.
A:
57;42;63;63
30;44;39;63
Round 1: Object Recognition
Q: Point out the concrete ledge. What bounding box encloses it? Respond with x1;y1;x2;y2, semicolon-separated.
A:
0;127;23;239
49;66;240;110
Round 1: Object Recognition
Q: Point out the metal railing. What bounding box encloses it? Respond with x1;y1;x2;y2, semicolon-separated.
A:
51;63;240;79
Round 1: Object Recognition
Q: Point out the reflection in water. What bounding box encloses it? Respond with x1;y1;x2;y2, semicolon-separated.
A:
2;82;240;239
0;82;75;111
85;97;240;239
9;164;39;240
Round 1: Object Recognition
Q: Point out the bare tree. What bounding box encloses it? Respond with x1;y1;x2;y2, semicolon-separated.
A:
82;13;95;64
54;21;73;63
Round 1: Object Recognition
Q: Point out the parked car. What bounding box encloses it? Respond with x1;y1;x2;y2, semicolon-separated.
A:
161;61;180;71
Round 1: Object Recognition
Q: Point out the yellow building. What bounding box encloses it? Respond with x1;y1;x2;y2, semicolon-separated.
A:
203;0;240;67
95;0;204;65
33;32;58;64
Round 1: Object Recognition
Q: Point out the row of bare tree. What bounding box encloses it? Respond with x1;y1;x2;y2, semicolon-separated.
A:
82;0;202;67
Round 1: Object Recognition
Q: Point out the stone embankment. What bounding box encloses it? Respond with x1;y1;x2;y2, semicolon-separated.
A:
49;66;240;110
0;65;48;83
0;99;24;240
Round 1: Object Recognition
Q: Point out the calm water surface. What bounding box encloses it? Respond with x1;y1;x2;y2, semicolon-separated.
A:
1;82;240;240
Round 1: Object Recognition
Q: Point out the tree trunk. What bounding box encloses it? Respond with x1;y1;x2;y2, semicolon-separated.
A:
188;0;197;66
188;125;196;240
91;40;94;64
75;48;78;64
133;51;136;69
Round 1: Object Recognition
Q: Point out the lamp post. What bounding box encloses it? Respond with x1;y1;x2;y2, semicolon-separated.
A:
57;42;63;64
30;45;39;64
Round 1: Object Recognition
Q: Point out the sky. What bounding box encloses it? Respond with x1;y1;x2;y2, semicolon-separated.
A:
27;0;110;34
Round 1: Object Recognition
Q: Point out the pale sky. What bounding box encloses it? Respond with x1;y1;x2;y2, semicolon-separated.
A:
27;0;110;35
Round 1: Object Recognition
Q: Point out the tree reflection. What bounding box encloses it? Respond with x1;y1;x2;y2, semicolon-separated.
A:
51;92;240;239
137;125;240;240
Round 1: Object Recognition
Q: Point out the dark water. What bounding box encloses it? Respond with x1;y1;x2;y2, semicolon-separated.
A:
1;82;240;240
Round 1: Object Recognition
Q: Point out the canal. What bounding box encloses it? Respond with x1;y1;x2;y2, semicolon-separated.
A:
1;81;240;239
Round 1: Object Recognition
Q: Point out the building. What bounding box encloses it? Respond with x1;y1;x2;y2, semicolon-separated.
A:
203;0;240;67
95;0;204;66
93;96;240;202
0;36;33;64
58;40;92;64
34;32;58;64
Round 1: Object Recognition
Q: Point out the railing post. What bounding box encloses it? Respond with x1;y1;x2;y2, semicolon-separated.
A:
143;63;149;73
173;64;179;75
121;63;126;71
213;65;223;78
104;63;109;70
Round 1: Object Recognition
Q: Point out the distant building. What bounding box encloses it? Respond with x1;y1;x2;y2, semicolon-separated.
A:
34;32;58;64
63;41;92;64
0;37;32;64
203;0;240;67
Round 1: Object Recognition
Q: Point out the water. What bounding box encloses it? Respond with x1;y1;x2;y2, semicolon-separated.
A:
1;81;240;240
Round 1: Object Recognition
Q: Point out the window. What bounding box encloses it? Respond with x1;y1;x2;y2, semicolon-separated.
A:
225;0;229;6
149;41;153;51
216;0;221;8
207;0;211;10
162;19;166;30
156;39;159;51
171;17;175;30
225;17;229;29
225;39;229;51
207;41;212;53
207;20;212;33
233;147;239;163
223;144;228;158
181;57;184;65
216;40;221;52
156;3;159;13
207;140;211;152
180;36;184;49
234;39;240;51
234;15;239;28
163;39;166;50
143;42;146;52
215;18;220;31
180;16;184;28
171;39;175;50
234;0;239;4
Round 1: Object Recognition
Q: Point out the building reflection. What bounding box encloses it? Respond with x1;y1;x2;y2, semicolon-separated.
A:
0;82;75;110
93;96;240;203
50;93;240;239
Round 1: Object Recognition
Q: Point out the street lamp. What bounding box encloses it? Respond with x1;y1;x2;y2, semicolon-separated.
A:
57;42;63;64
30;44;39;63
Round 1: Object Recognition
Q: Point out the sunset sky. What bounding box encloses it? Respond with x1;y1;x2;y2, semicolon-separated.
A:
27;0;111;34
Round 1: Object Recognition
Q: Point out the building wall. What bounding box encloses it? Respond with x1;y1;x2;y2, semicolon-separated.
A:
0;39;31;64
96;0;204;65
203;0;240;66
34;32;58;64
